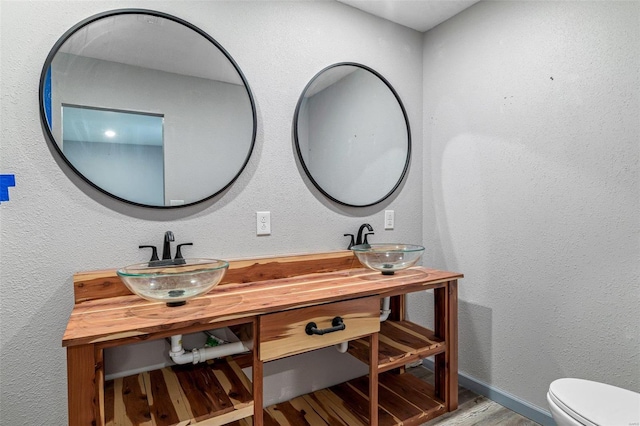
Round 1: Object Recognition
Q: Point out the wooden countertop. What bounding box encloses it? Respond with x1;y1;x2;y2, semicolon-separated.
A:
62;252;463;348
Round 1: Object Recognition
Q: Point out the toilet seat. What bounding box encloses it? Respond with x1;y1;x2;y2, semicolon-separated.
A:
548;378;640;426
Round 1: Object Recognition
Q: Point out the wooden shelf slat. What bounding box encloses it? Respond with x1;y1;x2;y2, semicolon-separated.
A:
348;320;445;372
263;371;445;426
378;372;446;422
105;357;252;426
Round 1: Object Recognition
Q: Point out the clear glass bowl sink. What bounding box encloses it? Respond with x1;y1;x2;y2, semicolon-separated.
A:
351;244;425;275
117;258;229;306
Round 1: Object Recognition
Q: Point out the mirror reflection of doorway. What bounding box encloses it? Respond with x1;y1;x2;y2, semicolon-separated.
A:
62;105;165;206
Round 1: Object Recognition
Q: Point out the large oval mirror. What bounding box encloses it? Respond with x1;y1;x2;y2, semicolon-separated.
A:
294;63;410;207
39;9;256;208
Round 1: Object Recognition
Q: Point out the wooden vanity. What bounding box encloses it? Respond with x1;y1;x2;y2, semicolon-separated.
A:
62;251;462;426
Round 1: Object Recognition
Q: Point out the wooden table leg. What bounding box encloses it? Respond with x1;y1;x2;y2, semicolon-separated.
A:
389;294;405;321
253;319;264;426
369;332;379;425
67;344;99;425
387;295;407;375
434;280;458;411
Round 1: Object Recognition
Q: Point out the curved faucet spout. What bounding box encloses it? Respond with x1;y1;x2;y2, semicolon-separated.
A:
162;231;175;260
356;223;373;245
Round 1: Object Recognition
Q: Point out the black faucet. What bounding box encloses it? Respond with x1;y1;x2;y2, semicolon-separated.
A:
356;223;374;245
345;223;375;249
344;233;355;249
162;231;175;260
139;231;191;266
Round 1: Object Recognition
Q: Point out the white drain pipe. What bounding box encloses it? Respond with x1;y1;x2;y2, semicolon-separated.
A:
169;334;253;365
335;341;349;353
380;297;391;322
336;297;393;353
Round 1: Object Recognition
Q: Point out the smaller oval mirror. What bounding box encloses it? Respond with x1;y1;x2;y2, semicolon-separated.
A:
294;63;411;207
39;9;256;208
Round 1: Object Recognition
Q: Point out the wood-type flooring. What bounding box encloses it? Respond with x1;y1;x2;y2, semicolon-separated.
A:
410;367;542;426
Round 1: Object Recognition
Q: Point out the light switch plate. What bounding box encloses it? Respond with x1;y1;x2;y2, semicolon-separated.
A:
257;211;271;235
384;210;394;230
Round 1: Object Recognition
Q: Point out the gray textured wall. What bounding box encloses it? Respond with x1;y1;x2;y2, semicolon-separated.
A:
0;1;423;424
3;1;636;424
421;0;639;411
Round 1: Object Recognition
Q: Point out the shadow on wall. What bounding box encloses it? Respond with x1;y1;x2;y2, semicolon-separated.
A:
407;292;493;383
458;299;493;382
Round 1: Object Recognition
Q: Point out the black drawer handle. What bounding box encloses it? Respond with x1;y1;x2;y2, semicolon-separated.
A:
305;316;345;336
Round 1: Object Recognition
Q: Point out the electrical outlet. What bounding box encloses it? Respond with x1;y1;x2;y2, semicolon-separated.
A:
256;211;271;235
384;210;395;230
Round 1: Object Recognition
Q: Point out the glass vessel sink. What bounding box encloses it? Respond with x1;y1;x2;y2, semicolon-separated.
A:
351;244;425;275
117;258;229;306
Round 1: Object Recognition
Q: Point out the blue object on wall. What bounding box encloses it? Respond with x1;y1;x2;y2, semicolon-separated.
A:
44;66;52;127
0;174;16;202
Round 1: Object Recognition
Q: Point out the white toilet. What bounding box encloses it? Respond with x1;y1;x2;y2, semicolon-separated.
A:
547;378;640;426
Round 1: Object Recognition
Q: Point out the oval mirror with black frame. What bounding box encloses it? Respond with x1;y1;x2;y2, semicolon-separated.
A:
293;63;410;207
39;9;256;208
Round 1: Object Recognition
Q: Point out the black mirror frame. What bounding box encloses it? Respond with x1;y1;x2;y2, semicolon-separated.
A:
38;9;257;209
293;62;411;208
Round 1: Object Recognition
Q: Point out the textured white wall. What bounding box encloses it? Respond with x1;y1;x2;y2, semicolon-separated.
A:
421;0;639;411
0;1;423;424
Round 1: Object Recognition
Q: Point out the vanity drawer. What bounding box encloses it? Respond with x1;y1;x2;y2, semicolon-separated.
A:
259;297;380;361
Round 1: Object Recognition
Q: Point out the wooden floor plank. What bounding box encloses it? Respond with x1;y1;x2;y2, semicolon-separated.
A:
172;363;234;421
266;399;326;426
146;369;185;426
210;359;253;408
349;375;421;424
105;380;115;426
105;358;254;426
328;381;397;426
379;371;443;408
289;396;331;425
301;393;353;426
111;375;154;426
112;379;130;426
313;388;366;426
163;368;195;421
378;372;446;423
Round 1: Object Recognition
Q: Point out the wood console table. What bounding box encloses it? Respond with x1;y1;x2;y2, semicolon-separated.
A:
62;251;462;425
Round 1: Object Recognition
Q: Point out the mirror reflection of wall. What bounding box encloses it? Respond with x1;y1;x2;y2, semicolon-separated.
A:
40;10;256;208
62;106;165;206
295;63;410;207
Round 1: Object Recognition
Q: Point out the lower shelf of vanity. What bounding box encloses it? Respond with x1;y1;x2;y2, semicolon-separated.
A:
105;357;253;426
105;320;447;426
105;361;444;426
262;371;445;426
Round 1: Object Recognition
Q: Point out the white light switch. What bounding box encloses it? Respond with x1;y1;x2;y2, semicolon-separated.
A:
384;210;395;230
257;211;271;235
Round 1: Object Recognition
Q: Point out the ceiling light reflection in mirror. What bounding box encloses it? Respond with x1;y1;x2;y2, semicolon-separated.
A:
40;9;256;208
294;63;410;207
62;105;165;206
